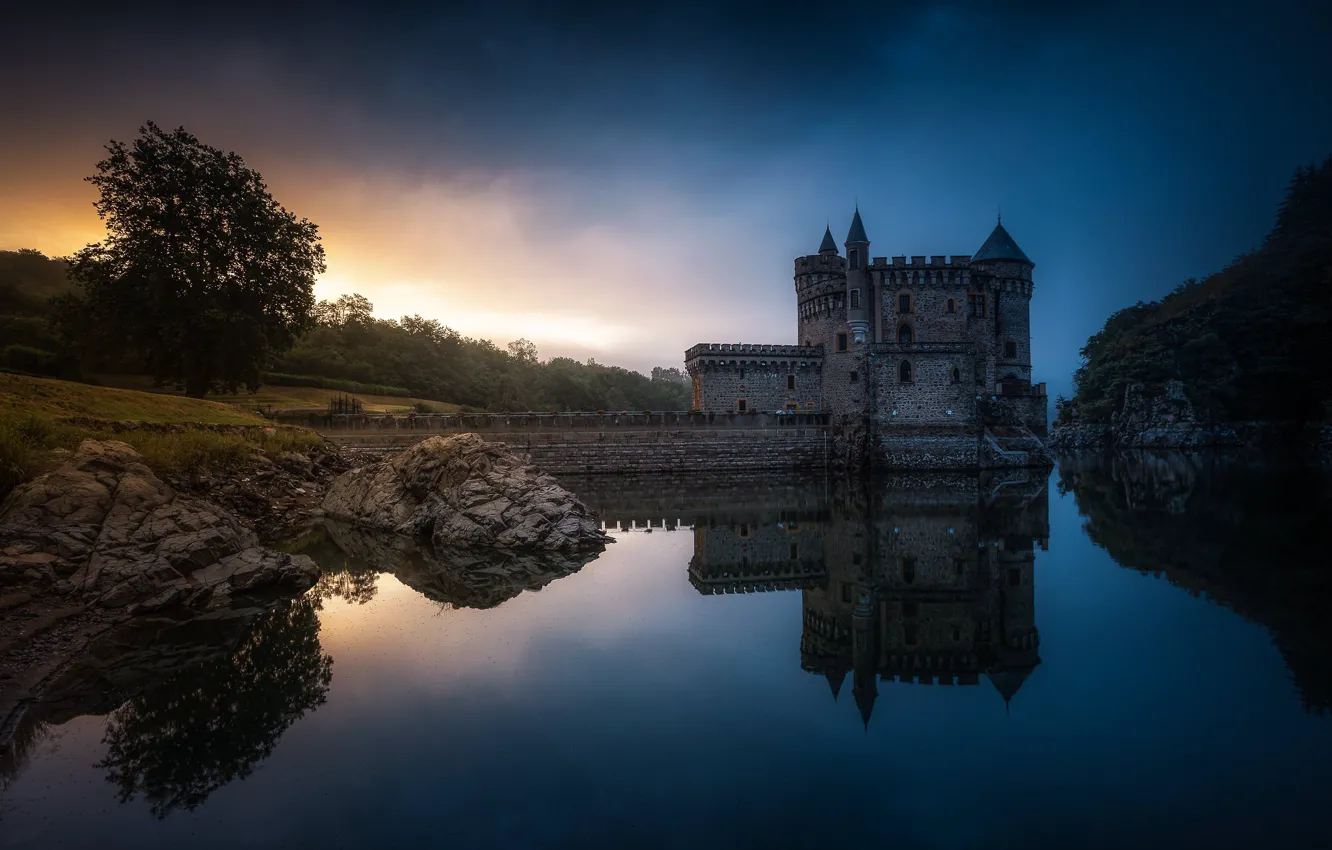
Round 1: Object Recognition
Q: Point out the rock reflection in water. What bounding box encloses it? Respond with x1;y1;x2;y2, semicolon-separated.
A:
1058;451;1332;713
570;470;1051;725
299;520;603;610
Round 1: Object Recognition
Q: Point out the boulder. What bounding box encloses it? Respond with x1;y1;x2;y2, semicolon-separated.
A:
321;434;611;552
0;440;317;609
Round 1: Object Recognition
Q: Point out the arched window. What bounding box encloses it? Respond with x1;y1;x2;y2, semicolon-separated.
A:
946;298;956;313
897;324;913;343
899;360;912;383
951;366;961;384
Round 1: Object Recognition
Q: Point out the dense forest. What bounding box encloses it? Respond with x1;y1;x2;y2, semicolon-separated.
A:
0;253;689;411
1062;158;1332;424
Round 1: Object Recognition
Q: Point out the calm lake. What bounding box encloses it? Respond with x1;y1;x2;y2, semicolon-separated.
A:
2;455;1330;849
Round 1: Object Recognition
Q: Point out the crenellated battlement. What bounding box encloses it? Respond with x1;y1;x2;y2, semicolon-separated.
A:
794;254;846;274
887;255;974;267
686;342;824;361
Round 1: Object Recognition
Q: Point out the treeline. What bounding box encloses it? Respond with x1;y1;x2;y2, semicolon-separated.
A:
1063;158;1332;424
0;254;690;411
280;293;690;410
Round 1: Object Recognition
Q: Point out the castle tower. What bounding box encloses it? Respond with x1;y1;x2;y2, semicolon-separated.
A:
844;208;871;344
794;227;847;351
970;218;1035;390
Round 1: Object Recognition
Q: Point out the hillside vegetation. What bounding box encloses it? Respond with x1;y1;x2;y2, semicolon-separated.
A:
0;253;690;412
0;373;318;501
1064;159;1332;424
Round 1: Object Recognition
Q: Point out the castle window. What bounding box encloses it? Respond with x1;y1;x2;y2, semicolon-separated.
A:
739;369;745;379
804;401;814;409
902;557;916;584
897;324;913;343
849;249;860;270
837;333;848;352
850;371;859;383
736;399;747;412
842;584;852;603
739;523;751;538
789;543;799;560
946;298;956;313
967;293;986;316
951;366;961;384
850;288;860;309
899;360;913;383
787;374;796;391
898;293;912;313
1004;340;1018;359
1007;568;1022;587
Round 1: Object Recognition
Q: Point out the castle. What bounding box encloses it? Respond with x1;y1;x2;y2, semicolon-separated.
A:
685;210;1050;470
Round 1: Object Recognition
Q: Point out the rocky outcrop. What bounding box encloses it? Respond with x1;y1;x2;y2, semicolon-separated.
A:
322;434;611;552
1050;382;1332;463
0;440;318;611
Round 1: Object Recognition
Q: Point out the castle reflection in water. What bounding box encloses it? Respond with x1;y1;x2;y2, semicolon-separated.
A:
576;471;1050;726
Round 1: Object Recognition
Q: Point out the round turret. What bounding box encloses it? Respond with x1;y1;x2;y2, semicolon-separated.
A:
794;230;847;351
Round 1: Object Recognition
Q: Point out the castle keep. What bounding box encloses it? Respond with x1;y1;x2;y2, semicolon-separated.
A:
685;210;1050;469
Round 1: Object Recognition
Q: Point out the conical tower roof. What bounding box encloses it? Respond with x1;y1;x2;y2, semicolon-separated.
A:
986;665;1035;705
846;208;868;245
825;668;846;701
973;219;1032;264
819;225;838;254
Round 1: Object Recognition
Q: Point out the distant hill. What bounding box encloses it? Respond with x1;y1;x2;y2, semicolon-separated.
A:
1063;158;1332;425
0;249;75;316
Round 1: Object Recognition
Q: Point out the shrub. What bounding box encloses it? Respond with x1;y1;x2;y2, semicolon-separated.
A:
2;344;58;374
261;372;411;397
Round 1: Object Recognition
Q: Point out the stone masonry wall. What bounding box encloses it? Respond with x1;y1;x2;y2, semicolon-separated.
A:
979;393;1049;437
873;428;980;470
693;362;822;413
869;349;978;426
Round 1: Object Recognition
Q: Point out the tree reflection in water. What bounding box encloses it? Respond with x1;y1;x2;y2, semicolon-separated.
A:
97;597;333;818
1058;452;1332;714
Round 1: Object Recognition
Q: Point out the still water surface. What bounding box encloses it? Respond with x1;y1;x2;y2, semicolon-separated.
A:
2;455;1330;849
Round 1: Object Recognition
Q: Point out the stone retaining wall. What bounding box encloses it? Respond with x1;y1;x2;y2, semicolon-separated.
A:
328;429;832;476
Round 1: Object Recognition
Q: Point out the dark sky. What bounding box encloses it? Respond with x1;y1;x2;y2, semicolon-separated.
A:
4;0;1330;396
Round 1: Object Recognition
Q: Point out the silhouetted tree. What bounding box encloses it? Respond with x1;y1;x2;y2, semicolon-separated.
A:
66;122;324;396
97;598;333;817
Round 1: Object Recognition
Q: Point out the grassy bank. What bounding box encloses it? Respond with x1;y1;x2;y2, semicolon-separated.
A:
94;373;462;414
1;373;269;425
0;375;324;501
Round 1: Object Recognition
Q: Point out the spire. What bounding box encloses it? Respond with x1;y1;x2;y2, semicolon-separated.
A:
853;680;877;730
824;668;846;701
972;220;1032;265
845;207;868;245
818;225;838;255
